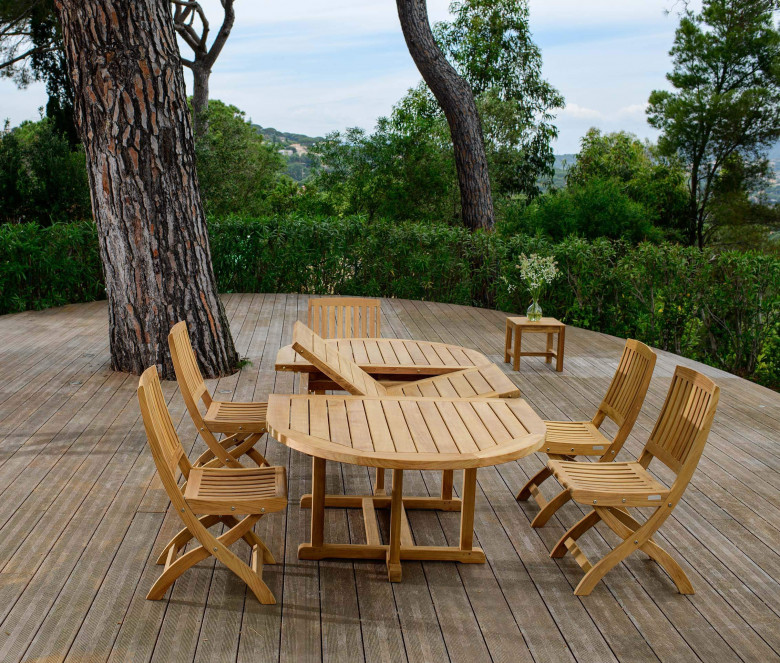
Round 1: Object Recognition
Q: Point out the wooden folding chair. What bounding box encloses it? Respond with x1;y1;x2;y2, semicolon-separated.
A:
308;296;381;339
169;321;268;469
547;366;719;595
137;366;287;604
517;339;656;527
292;320;520;496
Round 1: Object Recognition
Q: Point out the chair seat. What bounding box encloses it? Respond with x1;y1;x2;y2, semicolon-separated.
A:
184;466;287;515
204;400;268;433
542;420;612;456
548;460;669;507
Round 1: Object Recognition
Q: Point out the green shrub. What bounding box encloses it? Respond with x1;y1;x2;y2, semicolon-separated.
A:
0;221;103;312
1;216;778;389
499;179;663;243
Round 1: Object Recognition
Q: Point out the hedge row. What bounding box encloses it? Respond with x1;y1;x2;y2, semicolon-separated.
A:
2;216;778;388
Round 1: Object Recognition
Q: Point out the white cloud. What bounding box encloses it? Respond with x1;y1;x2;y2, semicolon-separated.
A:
2;0;688;153
561;103;603;120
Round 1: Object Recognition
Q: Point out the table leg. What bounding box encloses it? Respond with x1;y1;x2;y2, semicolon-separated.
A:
459;468;477;551
546;332;553;364
374;467;386;495
310;457;326;548
504;321;512;363
387;469;404;582
513;328;522;372
557;327;565;372
441;469;454;501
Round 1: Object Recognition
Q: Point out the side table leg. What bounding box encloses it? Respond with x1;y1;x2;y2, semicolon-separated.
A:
504;321;512;363
546;332;553;364
513;328;522;372
557;327;565;372
387;469;404;582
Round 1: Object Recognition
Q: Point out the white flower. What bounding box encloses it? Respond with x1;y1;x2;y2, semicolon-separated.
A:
516;253;558;296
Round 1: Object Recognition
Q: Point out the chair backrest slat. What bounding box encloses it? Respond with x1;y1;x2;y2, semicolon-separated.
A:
138;366;191;487
292;321;387;396
596;339;656;428
307;297;381;339
642;366;720;477
168;322;211;431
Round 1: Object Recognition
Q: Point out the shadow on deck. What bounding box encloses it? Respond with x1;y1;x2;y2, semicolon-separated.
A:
0;294;778;662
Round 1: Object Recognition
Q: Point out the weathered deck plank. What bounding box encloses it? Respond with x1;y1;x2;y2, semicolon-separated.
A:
0;294;778;663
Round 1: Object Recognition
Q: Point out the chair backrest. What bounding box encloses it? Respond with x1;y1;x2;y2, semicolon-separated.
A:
168;321;212;432
639;366;720;490
292;321;387;396
593;340;657;451
307;297;381;339
137;366;192;492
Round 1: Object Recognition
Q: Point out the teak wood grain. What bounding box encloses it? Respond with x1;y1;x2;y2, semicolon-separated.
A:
517;339;657;527
308;296;382;339
169;321;269;469
137;366;287;604
266;392;544;581
1;294;777;663
547;365;720;595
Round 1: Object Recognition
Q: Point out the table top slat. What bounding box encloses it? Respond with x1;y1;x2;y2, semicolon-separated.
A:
327;398;352;447
364;400;395;453
346;400;374;452
382;400;417;453
266;395;545;469
418;401;459;453
400;400;439;453
489;400;529;439
452;401;498;450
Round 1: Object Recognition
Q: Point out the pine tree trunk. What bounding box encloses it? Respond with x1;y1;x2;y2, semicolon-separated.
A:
191;63;210;137
54;0;238;378
396;0;494;230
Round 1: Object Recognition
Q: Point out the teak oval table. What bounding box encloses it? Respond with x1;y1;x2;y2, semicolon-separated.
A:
275;338;492;391
266;394;545;581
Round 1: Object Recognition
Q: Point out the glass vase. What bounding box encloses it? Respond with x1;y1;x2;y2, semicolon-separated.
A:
526;299;542;322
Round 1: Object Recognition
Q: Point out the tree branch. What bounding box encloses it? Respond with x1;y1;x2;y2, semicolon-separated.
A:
203;0;234;69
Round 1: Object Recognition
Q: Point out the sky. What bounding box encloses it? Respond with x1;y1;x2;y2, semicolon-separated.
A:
0;0;694;154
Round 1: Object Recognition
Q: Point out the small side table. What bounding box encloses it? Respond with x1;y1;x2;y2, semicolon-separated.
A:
504;317;565;372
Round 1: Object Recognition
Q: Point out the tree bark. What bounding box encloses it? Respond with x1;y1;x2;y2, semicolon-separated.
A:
191;62;210;135
54;0;238;378
396;0;494;230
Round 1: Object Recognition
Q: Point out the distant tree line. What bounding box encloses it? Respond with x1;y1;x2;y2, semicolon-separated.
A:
1;0;779;253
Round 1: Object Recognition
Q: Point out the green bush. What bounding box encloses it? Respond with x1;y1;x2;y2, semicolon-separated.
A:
0;118;92;224
0;220;103;312
498;179;663;242
2;216;778;389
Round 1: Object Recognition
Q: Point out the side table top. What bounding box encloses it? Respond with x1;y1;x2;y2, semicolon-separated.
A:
506;316;564;327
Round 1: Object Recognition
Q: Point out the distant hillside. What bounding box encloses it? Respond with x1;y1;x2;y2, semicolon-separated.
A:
252;125;323;181
551;154;576;189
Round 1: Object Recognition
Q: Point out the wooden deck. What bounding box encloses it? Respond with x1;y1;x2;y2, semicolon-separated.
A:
0;294;778;663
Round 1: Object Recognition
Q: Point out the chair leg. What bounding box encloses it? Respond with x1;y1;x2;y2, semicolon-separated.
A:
551;509;600;558
156;514;222;564
639;540;694;594
601;507;693;594
148;514;275;603
196;433;267;469
222;515;276;564
530;489;571;528
516;465;553;501
574;537;635;596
